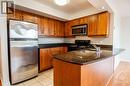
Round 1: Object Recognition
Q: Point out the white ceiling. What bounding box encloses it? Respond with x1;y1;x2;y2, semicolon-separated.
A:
34;0;94;14
106;0;130;17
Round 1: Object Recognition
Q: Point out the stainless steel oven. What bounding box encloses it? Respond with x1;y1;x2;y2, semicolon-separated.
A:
72;24;88;36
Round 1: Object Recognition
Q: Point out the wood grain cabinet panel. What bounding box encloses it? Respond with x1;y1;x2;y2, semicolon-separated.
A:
22;12;37;23
88;14;98;36
54;20;65;37
71;19;80;26
48;19;55;36
37;16;44;35
79;17;89;24
97;12;110;36
54;20;60;37
54;57;114;86
7;9;22;20
40;47;68;72
88;12;110;37
40;48;53;72
65;21;73;37
42;17;49;36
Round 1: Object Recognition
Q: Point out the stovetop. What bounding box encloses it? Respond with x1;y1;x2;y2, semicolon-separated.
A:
68;40;96;51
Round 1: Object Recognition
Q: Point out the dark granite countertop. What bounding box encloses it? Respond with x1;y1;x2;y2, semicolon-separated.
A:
54;49;124;65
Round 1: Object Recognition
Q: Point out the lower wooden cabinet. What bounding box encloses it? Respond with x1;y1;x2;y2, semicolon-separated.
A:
40;47;67;72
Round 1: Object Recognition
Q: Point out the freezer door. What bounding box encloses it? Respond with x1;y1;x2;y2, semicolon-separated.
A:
9;20;38;39
9;41;38;84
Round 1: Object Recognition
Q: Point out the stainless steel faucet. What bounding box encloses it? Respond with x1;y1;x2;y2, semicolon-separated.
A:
92;44;101;52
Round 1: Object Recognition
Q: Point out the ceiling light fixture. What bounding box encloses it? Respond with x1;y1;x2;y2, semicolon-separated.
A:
54;0;70;6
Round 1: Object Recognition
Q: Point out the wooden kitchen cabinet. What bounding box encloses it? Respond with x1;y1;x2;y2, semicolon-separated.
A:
79;17;89;24
37;16;44;35
54;20;65;37
48;18;55;36
65;21;73;37
88;12;110;37
40;47;68;72
7;9;22;20
88;14;98;36
54;20;60;37
59;21;65;37
40;48;52;71
22;12;38;23
7;9;65;37
71;19;80;26
97;12;110;36
42;17;49;36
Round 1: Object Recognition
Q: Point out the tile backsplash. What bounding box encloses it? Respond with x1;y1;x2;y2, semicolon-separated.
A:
38;36;113;45
38;37;64;44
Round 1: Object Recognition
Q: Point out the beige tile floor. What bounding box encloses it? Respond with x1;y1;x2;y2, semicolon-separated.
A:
12;69;53;86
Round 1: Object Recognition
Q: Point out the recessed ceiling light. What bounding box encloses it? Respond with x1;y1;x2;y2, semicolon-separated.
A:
54;0;70;6
101;6;105;10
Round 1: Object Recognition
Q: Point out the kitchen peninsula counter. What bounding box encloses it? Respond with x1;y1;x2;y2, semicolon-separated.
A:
53;49;124;86
54;49;124;65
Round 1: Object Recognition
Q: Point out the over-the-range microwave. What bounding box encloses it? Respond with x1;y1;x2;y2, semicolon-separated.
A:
72;24;88;36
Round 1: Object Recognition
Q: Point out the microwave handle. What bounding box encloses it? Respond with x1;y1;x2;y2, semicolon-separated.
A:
83;28;86;34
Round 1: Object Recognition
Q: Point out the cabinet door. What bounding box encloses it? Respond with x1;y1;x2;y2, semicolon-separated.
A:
97;12;110;36
43;17;49;36
37;16;44;35
65;21;72;37
71;19;80;26
54;20;60;37
88;15;98;36
22;12;37;23
40;49;53;71
7;9;22;20
79;17;89;25
48;19;55;36
59;22;65;37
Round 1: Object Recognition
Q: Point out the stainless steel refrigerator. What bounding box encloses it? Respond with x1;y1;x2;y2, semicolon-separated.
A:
8;20;38;84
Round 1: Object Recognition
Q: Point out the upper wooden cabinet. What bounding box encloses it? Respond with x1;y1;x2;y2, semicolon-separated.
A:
7;9;65;37
8;9;37;23
48;18;55;36
88;14;98;36
37;16;44;35
79;17;89;24
65;21;73;37
97;12;110;36
22;12;38;23
7;9;22;20
64;11;110;37
71;19;80;26
88;12;110;37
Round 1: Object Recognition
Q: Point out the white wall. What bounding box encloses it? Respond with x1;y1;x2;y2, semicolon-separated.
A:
119;17;130;62
112;14;122;69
